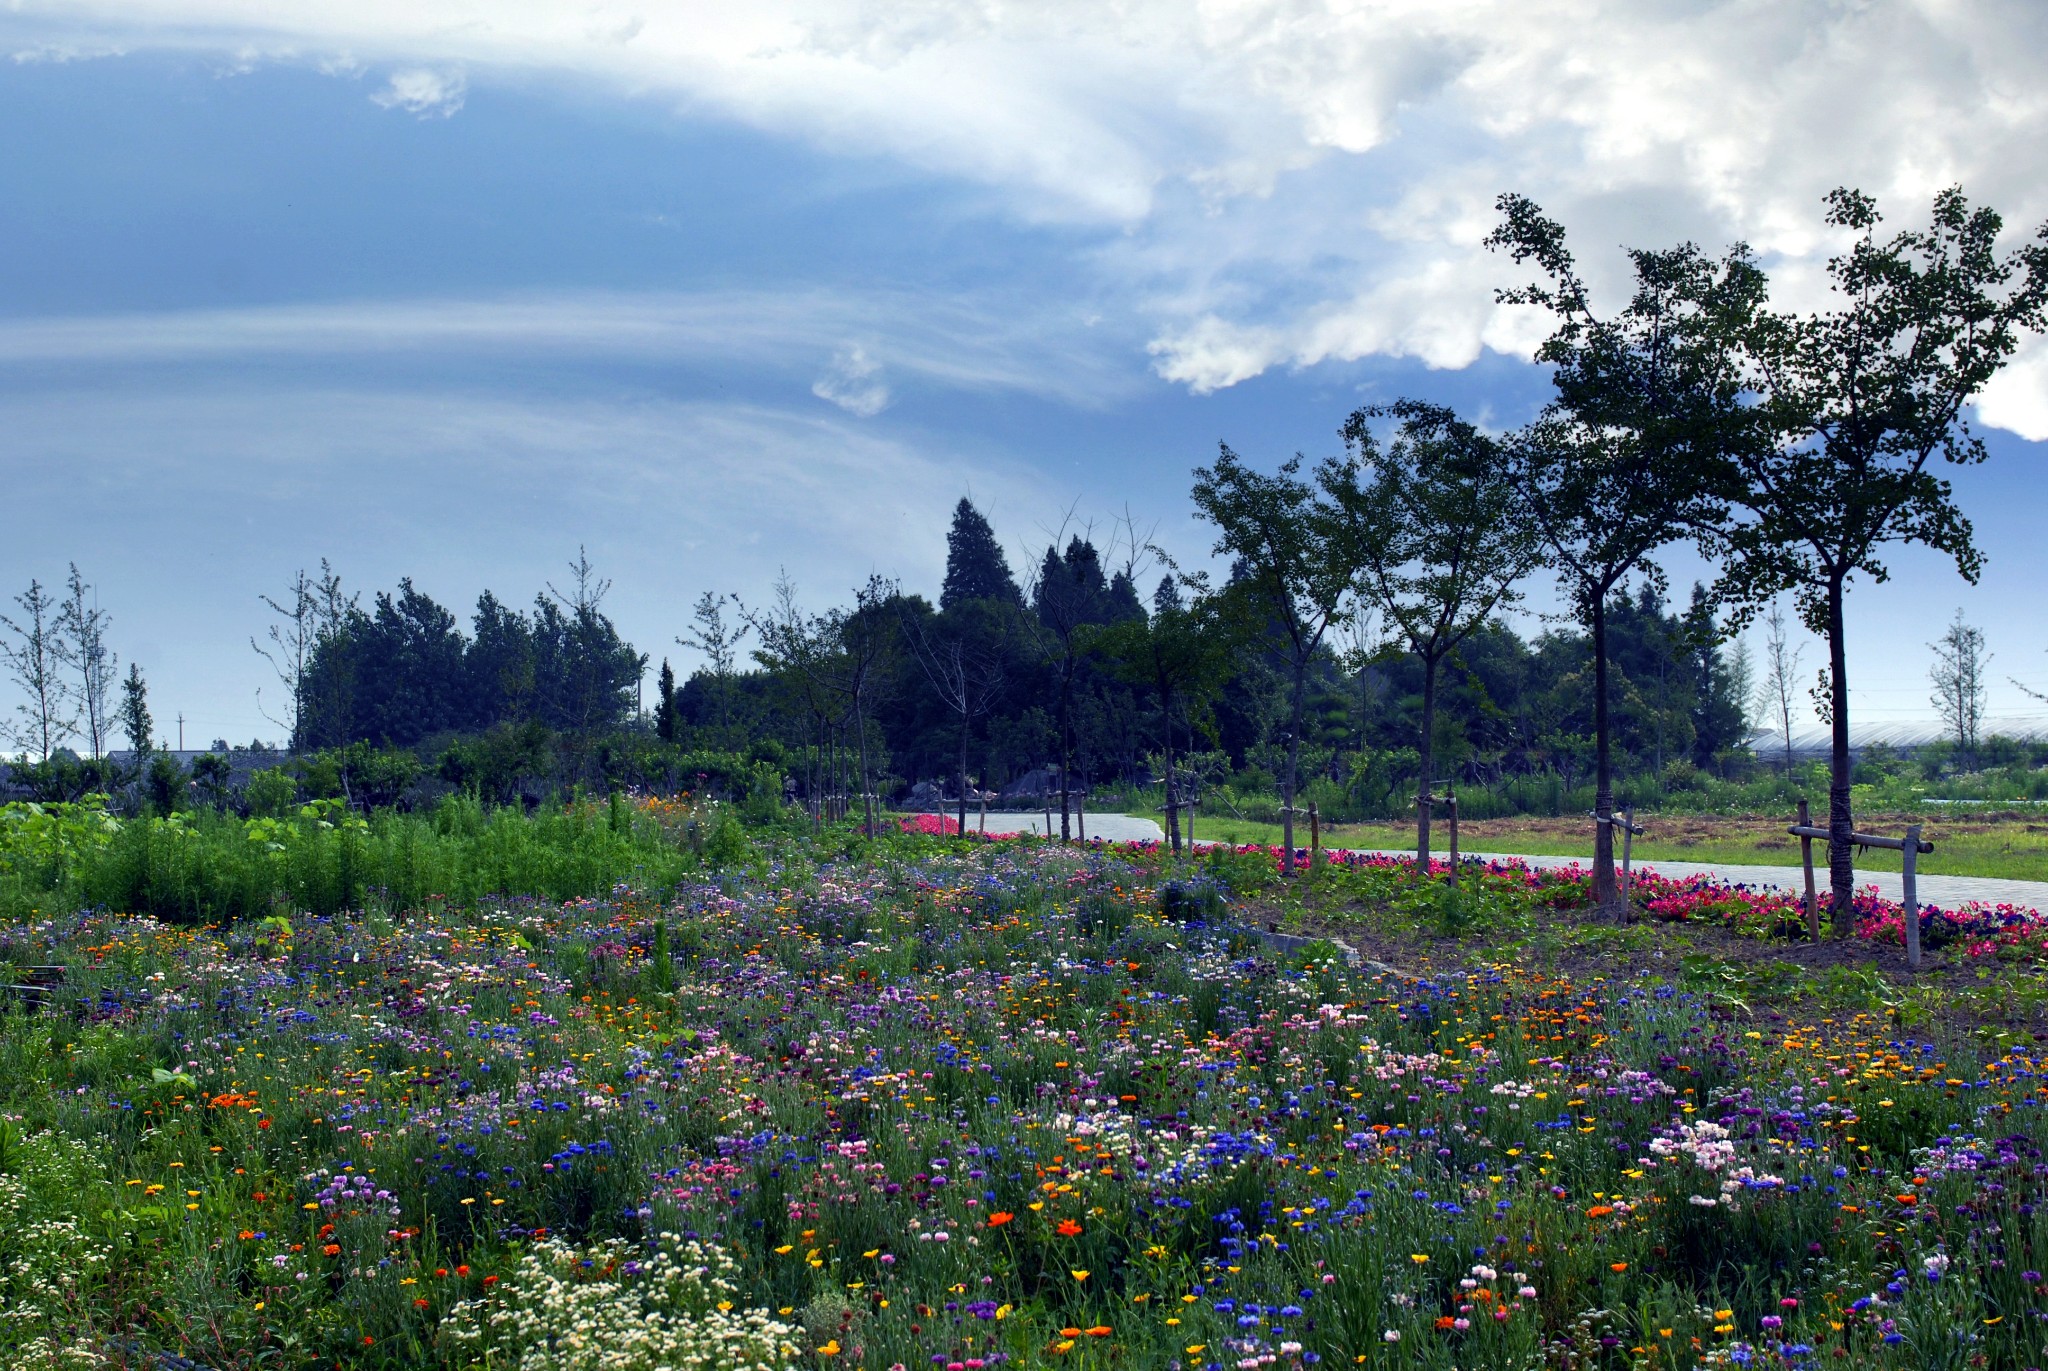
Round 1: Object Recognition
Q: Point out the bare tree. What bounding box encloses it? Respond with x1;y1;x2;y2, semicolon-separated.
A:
254;567;319;743
901;601;1009;837
1;579;76;758
56;563;117;757
1755;603;1806;774
1929;607;1989;765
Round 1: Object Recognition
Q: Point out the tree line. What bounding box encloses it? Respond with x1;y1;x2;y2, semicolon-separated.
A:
6;184;2045;936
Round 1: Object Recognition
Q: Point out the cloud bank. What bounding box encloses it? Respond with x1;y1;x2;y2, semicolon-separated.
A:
6;1;2048;428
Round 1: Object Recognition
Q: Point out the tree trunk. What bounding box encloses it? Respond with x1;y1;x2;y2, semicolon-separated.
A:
1827;577;1855;937
958;716;970;837
1282;660;1306;875
1592;594;1617;915
1163;699;1181;855
1417;653;1436;869
1059;661;1073;842
854;698;874;837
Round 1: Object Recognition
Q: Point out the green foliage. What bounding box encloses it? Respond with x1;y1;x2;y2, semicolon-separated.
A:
243;765;300;818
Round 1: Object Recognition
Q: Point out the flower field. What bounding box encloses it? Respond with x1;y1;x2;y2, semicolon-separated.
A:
6;811;2048;1368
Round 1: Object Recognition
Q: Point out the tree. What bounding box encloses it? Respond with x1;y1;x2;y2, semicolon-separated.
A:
678;590;748;736
746;572;840;829
823;576;898;836
467;591;537;728
1088;576;1236;853
940;499;1024;611
253;567;318;744
1489;195;1757;910
543;547;648;739
1756;603;1806;774
1027;524;1141;839
1337;401;1532;868
119;663;153;757
1928;608;1989;765
290;562;360;752
902;596;1011;835
56;564;117;758
1190;445;1358;872
1;579;75;758
655;658;680;743
1716;187;2048;934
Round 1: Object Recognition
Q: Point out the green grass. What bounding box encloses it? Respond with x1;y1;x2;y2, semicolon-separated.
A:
1189;810;2048;883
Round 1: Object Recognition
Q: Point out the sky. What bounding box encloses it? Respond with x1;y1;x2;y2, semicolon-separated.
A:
3;0;2048;750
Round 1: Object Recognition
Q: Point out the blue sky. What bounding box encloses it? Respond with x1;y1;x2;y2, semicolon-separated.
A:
3;3;2047;749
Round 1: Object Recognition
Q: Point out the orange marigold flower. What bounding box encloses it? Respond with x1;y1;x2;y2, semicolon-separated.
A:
321;1244;341;1257
1056;1219;1084;1237
1085;1326;1113;1337
987;1212;1015;1227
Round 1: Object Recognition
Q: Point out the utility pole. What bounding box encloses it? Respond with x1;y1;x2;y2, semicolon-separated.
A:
177;712;185;751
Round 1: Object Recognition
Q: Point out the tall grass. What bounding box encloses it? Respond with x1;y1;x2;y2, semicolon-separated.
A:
0;793;762;925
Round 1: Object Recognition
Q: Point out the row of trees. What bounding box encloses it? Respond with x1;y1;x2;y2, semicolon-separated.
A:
1;564;152;761
252;550;646;752
1178;184;2045;925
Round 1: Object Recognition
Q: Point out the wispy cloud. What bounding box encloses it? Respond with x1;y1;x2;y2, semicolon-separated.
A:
370;66;463;117
0;288;1138;407
811;344;889;417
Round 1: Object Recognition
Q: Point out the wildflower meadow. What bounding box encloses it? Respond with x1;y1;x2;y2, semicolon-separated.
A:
6;795;2048;1369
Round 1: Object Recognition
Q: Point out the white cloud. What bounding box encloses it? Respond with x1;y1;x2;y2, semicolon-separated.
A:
811;344;890;416
1975;338;2048;443
0;287;1136;407
7;0;2048;426
370;66;464;116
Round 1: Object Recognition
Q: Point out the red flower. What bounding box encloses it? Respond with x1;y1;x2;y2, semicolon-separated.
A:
987;1212;1014;1228
1056;1219;1084;1237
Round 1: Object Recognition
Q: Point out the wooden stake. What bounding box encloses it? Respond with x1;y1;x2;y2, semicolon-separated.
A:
1619;804;1635;923
1446;792;1460;890
1798;799;1818;941
1308;802;1321;870
1903;822;1923;972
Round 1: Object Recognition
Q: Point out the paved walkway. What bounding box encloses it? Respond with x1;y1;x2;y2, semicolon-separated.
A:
1337;848;2048;912
918;811;1167;842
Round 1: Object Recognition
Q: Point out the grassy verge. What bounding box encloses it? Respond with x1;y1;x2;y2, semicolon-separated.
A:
1192;809;2048;882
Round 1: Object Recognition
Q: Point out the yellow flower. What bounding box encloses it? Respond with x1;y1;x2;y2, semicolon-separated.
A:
1071;1269;1090;1282
817;1339;841;1356
1186;1346;1206;1356
1410;1254;1430;1264
774;1245;793;1255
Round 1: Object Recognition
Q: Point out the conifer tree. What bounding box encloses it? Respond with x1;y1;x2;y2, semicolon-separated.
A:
940;499;1023;610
